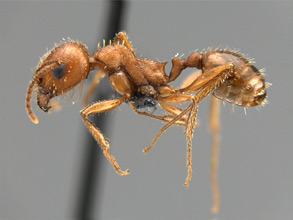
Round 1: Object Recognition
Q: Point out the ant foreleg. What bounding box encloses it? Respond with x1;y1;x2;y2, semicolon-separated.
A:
81;96;130;175
82;70;106;107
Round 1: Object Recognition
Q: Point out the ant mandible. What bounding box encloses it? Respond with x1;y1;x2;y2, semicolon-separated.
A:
25;32;267;213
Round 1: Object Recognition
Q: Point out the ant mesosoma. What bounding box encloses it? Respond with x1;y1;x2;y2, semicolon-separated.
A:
25;31;268;213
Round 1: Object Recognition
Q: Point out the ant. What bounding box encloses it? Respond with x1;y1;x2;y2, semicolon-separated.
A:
25;31;268;213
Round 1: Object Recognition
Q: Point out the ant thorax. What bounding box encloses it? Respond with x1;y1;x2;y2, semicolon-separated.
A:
93;44;169;86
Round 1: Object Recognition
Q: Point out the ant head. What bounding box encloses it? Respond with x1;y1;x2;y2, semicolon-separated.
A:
26;41;90;123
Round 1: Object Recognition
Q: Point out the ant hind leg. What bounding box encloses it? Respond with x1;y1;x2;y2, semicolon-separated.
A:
146;93;198;187
209;96;220;213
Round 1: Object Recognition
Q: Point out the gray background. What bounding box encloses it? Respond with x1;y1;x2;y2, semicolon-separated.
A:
1;1;292;220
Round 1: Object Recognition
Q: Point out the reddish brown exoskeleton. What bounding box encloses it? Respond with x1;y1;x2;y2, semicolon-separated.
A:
25;32;268;213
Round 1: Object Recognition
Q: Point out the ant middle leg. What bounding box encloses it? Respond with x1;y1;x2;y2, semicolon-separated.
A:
145;93;198;187
143;93;196;153
81;95;130;175
159;102;188;124
128;101;186;126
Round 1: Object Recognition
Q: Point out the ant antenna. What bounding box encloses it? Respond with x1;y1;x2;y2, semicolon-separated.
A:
25;60;60;124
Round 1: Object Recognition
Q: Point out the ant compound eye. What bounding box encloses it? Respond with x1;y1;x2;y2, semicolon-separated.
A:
52;64;66;79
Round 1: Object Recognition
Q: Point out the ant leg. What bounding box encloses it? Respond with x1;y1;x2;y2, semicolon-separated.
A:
180;70;202;89
159;102;188;124
209;96;220;213
184;99;198;187
181;68;228;191
82;70;106;107
81;96;130;175
145;93;198;187
144;93;194;152
180;64;234;95
149;65;232;186
128;101;186;126
113;31;134;51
